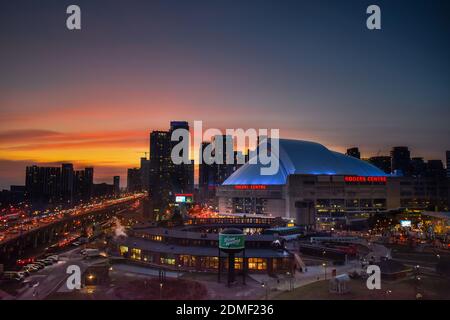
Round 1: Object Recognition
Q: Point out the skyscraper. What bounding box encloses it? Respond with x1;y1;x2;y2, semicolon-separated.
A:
84;167;94;199
25;164;94;208
113;176;120;196
61;163;74;206
169;121;192;194
149;130;171;212
426;160;446;178
127;168;142;192
391;146;411;176
346;147;361;159
199;141;214;202
368;156;391;174
140;157;150;191
74;168;94;202
446;151;450;178
148;122;195;213
411;157;427;177
25;165;61;208
213;135;235;185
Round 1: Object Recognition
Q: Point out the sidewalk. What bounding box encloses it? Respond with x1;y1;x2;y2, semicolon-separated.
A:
249;260;361;295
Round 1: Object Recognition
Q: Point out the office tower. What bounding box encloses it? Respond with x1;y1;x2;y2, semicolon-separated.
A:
140;157;150;191
368;156;391;174
213;135;235;185
391;146;411;176
169;121;192;194
113;176;120;196
170;120;189;133
447;151;450;178
61;163;74;206
0;186;25;208
199;142;214;202
346;147;361;159
84;167;94;199
74;168;94;202
127;168;142;192
411;157;427;177
149;130;171;212
25;165;61;208
426;160;446;178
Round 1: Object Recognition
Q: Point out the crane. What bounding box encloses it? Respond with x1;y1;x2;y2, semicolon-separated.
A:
136;151;149;159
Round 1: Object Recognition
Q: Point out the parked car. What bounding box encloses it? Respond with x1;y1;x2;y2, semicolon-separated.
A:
47;255;59;262
24;264;39;272
37;259;52;266
17;271;29;278
26;264;40;271
32;262;45;269
81;248;100;258
18;270;30;277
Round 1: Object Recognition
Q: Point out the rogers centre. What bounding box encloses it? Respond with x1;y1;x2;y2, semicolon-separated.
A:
216;139;406;228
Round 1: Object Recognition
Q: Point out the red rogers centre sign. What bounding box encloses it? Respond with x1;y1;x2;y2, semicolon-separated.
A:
234;185;267;190
344;176;387;183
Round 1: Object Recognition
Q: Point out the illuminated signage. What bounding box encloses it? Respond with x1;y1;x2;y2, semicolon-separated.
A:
233;185;267;190
344;176;387;183
400;220;412;227
175;194;193;203
219;233;245;250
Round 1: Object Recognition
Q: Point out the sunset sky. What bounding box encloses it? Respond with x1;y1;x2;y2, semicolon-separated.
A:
1;0;449;189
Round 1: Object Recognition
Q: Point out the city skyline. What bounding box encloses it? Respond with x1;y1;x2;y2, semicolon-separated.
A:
1;124;448;190
1;0;450;189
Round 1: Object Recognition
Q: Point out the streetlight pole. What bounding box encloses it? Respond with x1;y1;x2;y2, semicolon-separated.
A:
261;282;268;300
322;263;327;280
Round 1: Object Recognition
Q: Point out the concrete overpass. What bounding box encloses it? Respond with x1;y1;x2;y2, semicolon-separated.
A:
0;194;145;265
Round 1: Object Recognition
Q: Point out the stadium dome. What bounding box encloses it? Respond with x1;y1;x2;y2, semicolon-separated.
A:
223;139;387;185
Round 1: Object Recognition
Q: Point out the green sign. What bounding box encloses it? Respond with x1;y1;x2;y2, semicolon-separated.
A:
219;233;245;250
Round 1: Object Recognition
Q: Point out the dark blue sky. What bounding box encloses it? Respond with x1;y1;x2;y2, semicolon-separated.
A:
0;0;449;187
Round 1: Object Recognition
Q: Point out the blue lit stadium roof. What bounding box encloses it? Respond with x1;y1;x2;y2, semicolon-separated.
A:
223;139;387;185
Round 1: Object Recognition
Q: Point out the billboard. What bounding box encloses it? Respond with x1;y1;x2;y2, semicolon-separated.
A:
400;220;412;227
175;194;193;203
219;233;245;250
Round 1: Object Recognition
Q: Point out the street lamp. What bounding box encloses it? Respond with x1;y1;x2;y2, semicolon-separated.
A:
159;282;163;300
286;272;293;291
322;263;327;280
261;282;268;300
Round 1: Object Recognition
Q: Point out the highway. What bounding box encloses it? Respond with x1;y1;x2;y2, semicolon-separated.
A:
0;193;145;245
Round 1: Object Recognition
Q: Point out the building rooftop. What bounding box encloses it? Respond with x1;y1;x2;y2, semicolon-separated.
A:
119;236;291;258
223;139;387;185
131;227;278;243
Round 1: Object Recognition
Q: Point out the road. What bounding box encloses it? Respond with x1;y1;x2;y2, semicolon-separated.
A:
13;247;89;300
0;193;145;245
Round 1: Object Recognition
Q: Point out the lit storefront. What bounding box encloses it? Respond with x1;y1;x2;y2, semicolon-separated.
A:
115;225;294;274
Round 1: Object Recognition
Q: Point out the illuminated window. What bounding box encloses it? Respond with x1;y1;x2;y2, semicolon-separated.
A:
160;253;175;265
234;257;243;270
201;257;218;269
119;246;128;256
248;258;267;270
130;248;141;260
179;255;196;267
